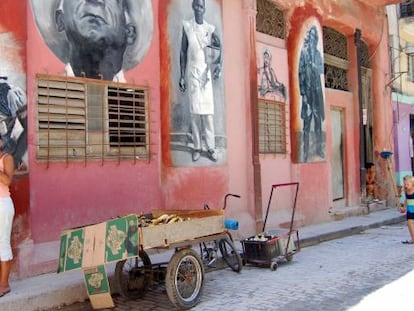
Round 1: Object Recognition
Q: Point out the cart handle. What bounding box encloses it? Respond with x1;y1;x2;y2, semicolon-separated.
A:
223;193;241;210
262;182;299;233
271;182;299;188
203;193;241;211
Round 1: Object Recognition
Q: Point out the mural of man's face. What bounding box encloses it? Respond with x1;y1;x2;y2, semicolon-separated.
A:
57;0;130;48
192;0;206;24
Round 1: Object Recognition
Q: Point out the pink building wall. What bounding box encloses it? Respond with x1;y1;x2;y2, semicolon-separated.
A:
393;99;414;182
26;1;163;244
0;0;395;278
0;0;30;277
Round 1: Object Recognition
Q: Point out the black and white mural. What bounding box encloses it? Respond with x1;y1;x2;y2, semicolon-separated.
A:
298;24;326;163
0;33;27;173
257;47;286;102
168;0;225;166
30;0;153;82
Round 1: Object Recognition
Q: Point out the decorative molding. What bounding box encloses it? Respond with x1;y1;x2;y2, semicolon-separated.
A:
324;54;350;70
243;0;256;11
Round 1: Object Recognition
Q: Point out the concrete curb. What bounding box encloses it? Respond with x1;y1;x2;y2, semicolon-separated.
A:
300;214;405;248
0;270;88;311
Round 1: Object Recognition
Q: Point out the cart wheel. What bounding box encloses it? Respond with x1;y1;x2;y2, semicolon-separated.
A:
218;238;243;273
270;261;278;271
165;248;204;310
115;250;152;299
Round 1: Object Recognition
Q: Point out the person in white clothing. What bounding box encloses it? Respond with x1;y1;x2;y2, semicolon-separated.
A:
0;140;14;298
179;0;221;162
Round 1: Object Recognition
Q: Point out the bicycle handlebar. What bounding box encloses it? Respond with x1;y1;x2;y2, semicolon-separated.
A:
224;193;241;210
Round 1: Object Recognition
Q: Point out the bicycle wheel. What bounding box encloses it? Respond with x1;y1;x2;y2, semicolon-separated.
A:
218;238;243;273
115;250;152;299
165;248;204;309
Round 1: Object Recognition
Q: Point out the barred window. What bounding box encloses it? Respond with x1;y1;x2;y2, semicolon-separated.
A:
258;99;286;154
408;53;414;82
323;26;349;91
360;40;371;69
400;1;414;18
256;0;285;39
36;74;150;164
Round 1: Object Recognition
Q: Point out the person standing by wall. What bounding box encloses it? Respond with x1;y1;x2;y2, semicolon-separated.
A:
179;0;222;162
401;175;414;244
0;140;15;297
410;133;414;175
365;162;379;201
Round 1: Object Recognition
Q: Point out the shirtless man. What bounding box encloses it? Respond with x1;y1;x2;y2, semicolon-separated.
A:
365;162;379;200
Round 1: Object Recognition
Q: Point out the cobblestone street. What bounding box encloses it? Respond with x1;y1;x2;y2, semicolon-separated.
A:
56;222;414;311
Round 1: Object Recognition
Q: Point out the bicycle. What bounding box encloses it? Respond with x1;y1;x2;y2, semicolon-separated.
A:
199;193;243;273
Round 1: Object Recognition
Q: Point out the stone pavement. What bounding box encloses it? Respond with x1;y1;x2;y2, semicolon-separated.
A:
0;207;405;311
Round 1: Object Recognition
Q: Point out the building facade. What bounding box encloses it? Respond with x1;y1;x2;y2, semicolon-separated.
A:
0;0;398;279
388;1;414;198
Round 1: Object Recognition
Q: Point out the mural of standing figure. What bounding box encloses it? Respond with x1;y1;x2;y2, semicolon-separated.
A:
179;0;222;162
30;0;153;82
299;26;325;162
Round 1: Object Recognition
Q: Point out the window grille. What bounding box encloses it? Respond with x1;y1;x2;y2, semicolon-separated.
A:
360;40;371;69
36;74;150;164
401;1;414;18
258;99;286;154
408;53;414;82
323;26;349;91
323;27;348;61
256;0;285;39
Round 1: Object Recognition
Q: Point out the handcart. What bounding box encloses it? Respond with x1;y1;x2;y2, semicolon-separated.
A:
241;182;300;271
58;204;242;310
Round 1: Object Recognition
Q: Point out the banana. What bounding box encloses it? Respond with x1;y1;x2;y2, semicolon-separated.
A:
150;214;190;225
167;216;182;224
152;214;170;225
166;214;177;223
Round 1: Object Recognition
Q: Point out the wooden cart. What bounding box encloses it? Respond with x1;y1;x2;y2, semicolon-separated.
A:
58;209;242;310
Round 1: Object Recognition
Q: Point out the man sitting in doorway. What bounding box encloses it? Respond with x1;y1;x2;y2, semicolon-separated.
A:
366;162;379;201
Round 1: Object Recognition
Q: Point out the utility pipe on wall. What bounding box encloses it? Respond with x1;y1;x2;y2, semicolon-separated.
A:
245;0;263;233
355;29;367;200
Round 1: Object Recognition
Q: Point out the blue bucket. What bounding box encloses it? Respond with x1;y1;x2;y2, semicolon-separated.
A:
224;219;239;230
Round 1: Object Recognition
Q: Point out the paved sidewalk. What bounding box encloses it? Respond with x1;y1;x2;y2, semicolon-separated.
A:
0;208;405;311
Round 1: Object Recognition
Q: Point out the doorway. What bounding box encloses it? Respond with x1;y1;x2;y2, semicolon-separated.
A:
331;109;345;206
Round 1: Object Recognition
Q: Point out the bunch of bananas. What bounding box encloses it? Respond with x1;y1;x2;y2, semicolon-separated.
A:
138;214;188;227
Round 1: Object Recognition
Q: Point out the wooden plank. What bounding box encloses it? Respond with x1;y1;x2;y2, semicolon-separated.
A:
38;131;85;141
37;147;87;158
38;115;86;124
141;214;225;249
150;209;223;218
38;105;86;115
37;79;85;91
38;88;86;99
38;96;85;107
